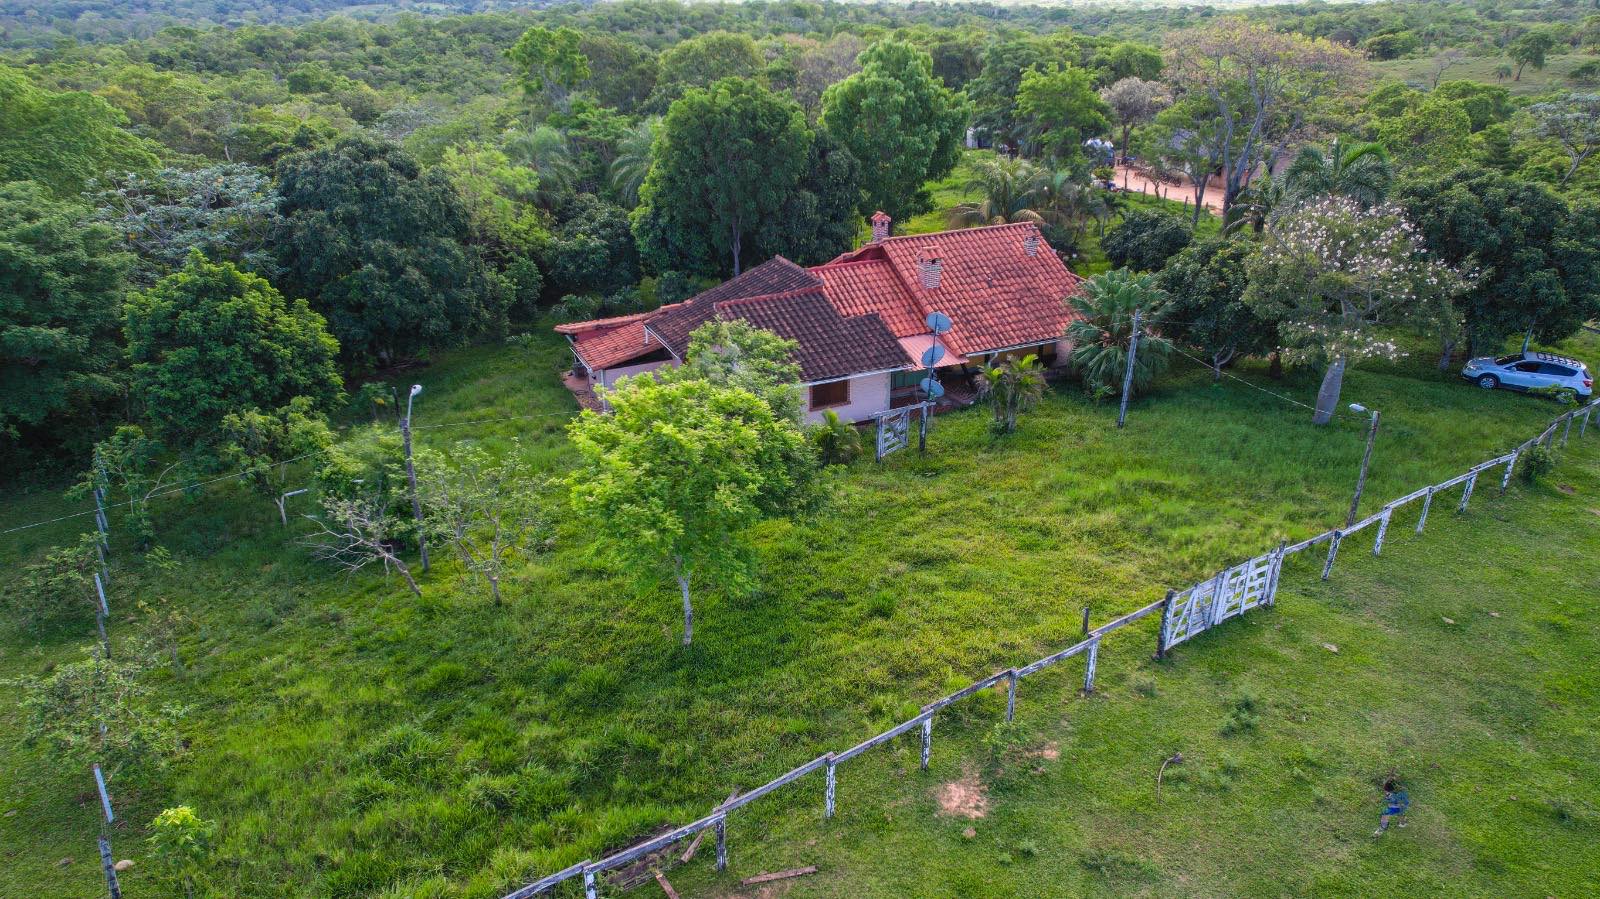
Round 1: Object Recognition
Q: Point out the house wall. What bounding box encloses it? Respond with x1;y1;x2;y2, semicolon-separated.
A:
805;371;892;425
596;358;675;391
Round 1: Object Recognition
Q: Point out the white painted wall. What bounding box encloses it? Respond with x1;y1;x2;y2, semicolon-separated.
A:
805;371;893;425
596;358;675;391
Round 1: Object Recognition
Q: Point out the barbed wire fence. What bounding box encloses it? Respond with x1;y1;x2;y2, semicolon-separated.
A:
500;397;1598;899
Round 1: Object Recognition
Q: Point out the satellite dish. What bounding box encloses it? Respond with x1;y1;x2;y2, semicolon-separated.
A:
925;311;953;335
920;344;946;367
920;377;946;399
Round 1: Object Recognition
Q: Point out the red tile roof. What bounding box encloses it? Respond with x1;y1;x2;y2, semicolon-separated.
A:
811;257;928;338
646;257;821;356
713;289;910;383
558;222;1084;381
836;222;1086;357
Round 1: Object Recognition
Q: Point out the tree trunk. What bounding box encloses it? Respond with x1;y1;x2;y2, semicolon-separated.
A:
1313;356;1347;425
489;574;502;606
1437;336;1457;371
675;558;693;645
392;557;422;597
730;226;742;277
1269;349;1284;380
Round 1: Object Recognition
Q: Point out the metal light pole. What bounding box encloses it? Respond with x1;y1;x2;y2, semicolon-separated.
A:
402;384;429;573
1346;403;1380;527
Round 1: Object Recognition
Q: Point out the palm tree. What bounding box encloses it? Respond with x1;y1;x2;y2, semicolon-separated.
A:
947;155;1046;228
1066;269;1173;401
1224;172;1289;235
1283;138;1392;208
608;117;659;209
503;125;578;210
977;353;1047;433
1032;168;1107;240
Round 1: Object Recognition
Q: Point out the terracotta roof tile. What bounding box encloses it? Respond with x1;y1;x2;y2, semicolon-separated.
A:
565;318;670;371
714;289;910;383
810;258;928;337
832;222;1085;357
647;257;821;355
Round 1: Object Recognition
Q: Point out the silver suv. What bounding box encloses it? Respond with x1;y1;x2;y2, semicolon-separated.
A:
1461;351;1593;399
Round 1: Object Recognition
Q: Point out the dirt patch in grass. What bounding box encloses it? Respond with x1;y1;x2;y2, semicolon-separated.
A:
936;767;989;819
1026;741;1060;760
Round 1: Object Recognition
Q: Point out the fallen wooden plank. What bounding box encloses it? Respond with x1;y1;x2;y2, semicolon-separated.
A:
652;869;681;899
740;866;818;886
680;789;738;863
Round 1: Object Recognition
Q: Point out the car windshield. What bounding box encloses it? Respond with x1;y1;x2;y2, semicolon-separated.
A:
1494;355;1522;366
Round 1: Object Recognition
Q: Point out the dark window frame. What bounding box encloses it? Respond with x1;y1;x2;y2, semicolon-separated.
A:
809;379;851;410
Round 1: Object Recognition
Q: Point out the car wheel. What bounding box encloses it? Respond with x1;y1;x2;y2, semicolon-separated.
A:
1477;374;1499;390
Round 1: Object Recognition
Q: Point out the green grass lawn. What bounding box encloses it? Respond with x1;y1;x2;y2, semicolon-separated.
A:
1;322;1596;898
1373;52;1598;96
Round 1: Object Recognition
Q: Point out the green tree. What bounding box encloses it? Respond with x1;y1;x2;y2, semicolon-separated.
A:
506;26;591;114
1095;41;1164;83
3;642;184;776
420;443;550;606
649;31;765;112
1066;269;1173;401
1528;93;1600;186
635;78;811;277
680;319;803;422
437;142;547;260
568;375;817;645
1101;210;1192;272
90;165;282;284
546;193;639;295
147;806;216;899
1283;139;1393;208
1376;94;1472;171
753;129;863;267
1433;81;1513;133
1509;29;1557;81
273;137;504;364
1100;76;1168;164
577;33;658;115
126;252;342;464
1154;237;1276;381
218;397;335;497
948;155;1045;228
809;409;861;465
1014;63;1111;168
0;182;131;460
0;65;159;198
608;117;659;209
1395;168;1600;361
1244;197;1469;423
821;39;971;228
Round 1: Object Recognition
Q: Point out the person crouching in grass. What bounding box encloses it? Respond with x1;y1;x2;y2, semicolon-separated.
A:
1375;778;1410;836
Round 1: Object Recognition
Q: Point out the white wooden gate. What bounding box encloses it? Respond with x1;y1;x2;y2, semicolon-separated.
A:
1161;547;1283;651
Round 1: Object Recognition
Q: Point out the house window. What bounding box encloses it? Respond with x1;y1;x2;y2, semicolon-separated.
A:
891;369;923;390
810;379;851;409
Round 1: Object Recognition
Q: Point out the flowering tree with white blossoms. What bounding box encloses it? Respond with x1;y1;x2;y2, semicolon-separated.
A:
1244;196;1471;424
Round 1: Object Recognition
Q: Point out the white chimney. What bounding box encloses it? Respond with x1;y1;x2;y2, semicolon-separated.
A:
870;210;891;243
1024;232;1040;257
918;249;943;290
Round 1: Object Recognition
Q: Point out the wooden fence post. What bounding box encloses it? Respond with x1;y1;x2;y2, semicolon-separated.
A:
1154;589;1175;660
714;818;727;872
1501;451;1519;495
1457;472;1477;512
1209;568;1232;627
1372;507;1393;556
919;717;933;771
1581;407;1591;438
97;836;122;899
1321;531;1343;581
1005;669;1018;722
824;757;836;819
1561;414;1573;448
584;868;598;899
1082;638;1100;694
1415;487;1435;533
1265;541;1287;605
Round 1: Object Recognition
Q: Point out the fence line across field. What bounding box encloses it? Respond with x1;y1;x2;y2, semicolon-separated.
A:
500;397;1598;899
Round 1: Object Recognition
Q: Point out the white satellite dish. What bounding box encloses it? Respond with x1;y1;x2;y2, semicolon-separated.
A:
920;377;946;399
920;344;946;367
926;311;953;335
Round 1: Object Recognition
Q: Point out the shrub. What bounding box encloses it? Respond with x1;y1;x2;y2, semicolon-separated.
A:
1520;444;1555;484
1101;210;1192;272
551;293;601;323
810;409;862;465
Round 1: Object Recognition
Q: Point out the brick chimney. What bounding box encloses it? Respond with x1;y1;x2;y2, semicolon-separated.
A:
870;210;892;243
1024;231;1040;257
917;248;943;290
